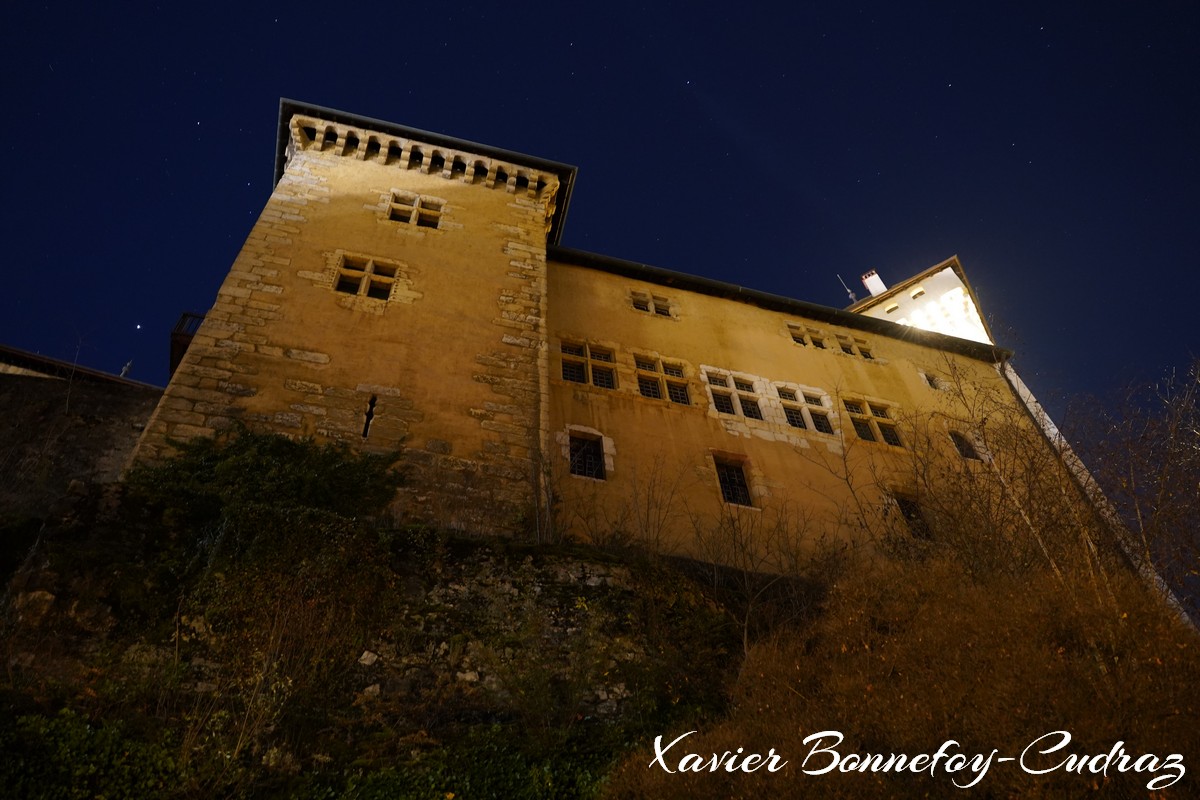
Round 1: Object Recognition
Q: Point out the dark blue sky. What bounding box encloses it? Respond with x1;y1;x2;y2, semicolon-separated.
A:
3;3;1196;417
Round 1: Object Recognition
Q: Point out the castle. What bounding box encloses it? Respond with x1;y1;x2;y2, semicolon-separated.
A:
131;99;1093;556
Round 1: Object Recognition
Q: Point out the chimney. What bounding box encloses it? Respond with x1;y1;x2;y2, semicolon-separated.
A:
861;270;888;297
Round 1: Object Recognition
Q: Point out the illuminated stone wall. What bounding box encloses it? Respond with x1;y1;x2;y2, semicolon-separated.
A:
132;103;1058;550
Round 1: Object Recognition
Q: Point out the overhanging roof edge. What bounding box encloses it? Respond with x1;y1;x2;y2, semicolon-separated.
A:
549;246;1010;364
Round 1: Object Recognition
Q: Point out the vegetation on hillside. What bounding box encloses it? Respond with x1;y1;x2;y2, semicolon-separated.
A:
2;360;1199;798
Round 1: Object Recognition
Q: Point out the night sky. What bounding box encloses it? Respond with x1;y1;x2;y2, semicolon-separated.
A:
4;3;1197;419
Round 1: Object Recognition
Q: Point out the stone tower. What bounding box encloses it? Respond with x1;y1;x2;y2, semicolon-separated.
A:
132;100;577;534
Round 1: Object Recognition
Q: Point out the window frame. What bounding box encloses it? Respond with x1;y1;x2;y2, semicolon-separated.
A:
843;398;904;447
893;495;932;539
714;457;753;507
635;357;691;405
333;254;400;302
631;291;673;317
949;431;983;461
560;341;619;390
568;434;607;480
388;191;444;229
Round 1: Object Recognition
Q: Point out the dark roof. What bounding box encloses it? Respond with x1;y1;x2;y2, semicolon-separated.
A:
549;246;1011;364
0;343;162;389
274;98;578;246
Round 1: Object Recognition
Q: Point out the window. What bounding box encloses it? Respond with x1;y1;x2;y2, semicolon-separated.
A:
778;387;834;434
334;254;400;301
388;191;443;229
811;412;834;434
631;291;672;317
708;370;766;421
836;335;874;359
878;423;903;447
950;431;982;460
894;496;931;539
635;357;690;404
560;342;617;390
638;375;663;399
715;458;752;506
844;399;903;447
569;436;606;479
789;324;832;349
924;373;942;390
667;382;691;404
851;418;877;441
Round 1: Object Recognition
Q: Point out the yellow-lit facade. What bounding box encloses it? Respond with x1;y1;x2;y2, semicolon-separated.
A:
132;101;1068;555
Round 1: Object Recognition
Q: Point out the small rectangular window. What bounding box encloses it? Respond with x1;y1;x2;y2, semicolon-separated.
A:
860;348;874;360
592;366;616;389
784;406;807;429
707;373;728;387
663;364;684;378
852;418;876;441
569;436;606;479
734;379;754;393
636;357;657;372
562;360;587;383
638;375;663;399
895;496;931;539
950;432;982;460
804;394;822;406
561;342;586;357
879;424;903;447
811;412;834;434
713;392;736;414
652;296;672;316
715;459;752;506
416;200;442;228
869;404;889;419
334;254;399;301
667;382;690;405
844;401;865;416
590;348;614;363
740;397;763;420
388;193;415;223
632;297;651;312
811;337;826;349
390;192;441;229
777;388;797;401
